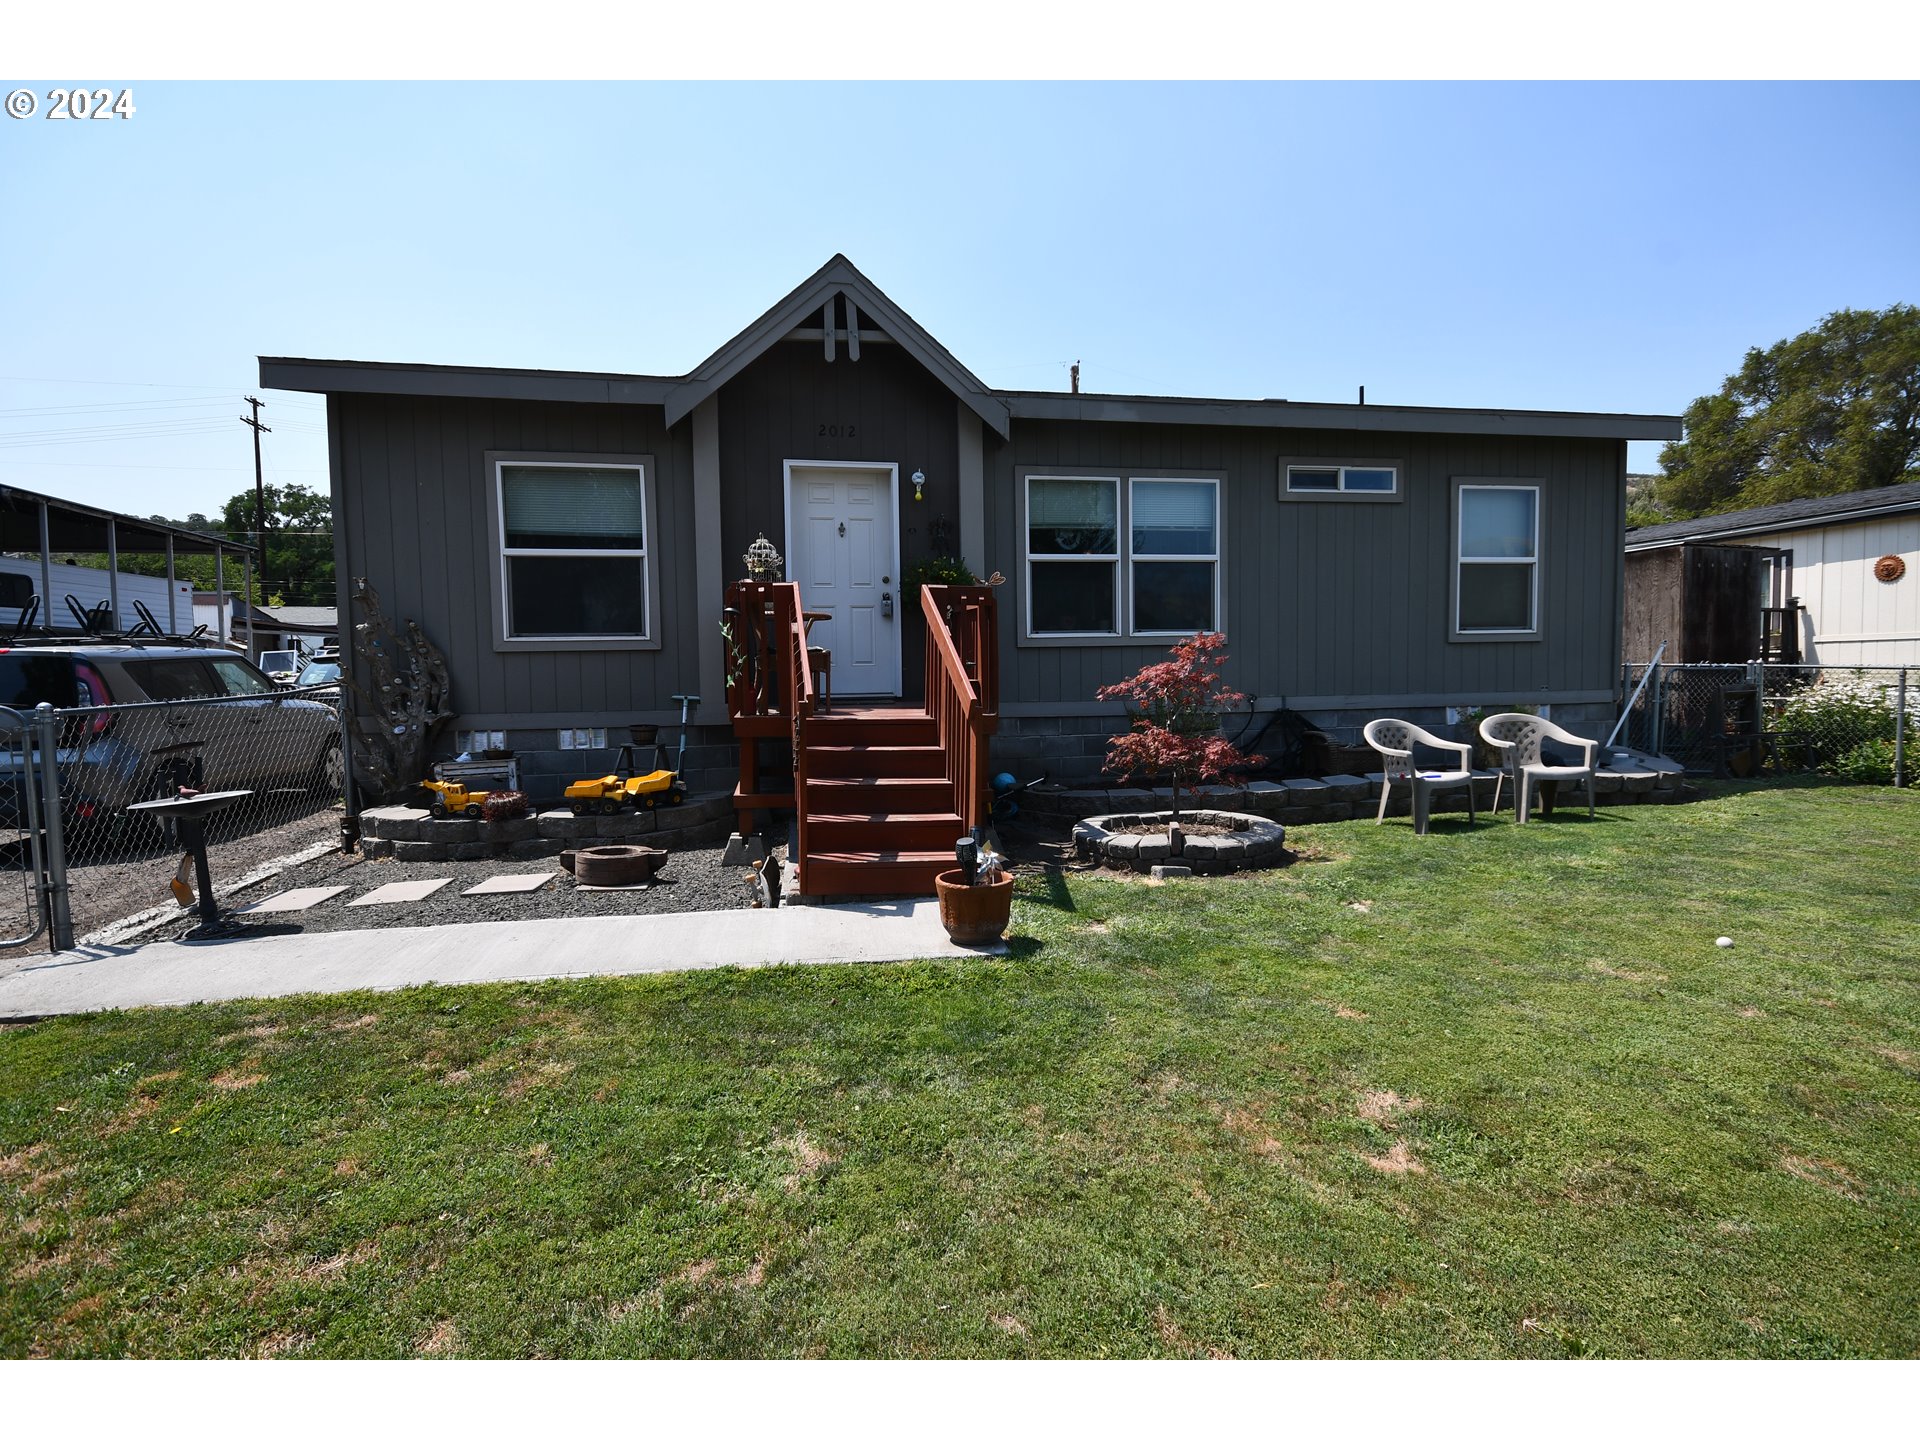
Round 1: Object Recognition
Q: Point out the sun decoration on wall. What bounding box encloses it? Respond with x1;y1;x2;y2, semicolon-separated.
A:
1875;555;1906;583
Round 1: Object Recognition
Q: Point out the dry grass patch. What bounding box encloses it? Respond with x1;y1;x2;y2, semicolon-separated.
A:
209;1064;268;1091
1356;1089;1422;1125
991;1312;1029;1337
1873;1045;1917;1070
777;1129;836;1192
1332;1005;1370;1021
417;1319;459;1356
1780;1152;1861;1200
1362;1141;1425;1175
1589;960;1668;984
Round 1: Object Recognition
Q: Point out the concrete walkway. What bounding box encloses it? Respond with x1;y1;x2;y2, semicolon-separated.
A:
0;902;1004;1019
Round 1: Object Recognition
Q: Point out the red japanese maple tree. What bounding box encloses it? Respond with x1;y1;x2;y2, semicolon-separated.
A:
1096;631;1262;831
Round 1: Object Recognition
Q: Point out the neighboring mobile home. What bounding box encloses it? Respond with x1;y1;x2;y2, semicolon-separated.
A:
1625;480;1920;666
262;256;1678;890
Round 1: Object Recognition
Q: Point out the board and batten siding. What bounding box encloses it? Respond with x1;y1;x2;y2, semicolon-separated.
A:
985;419;1627;711
1728;514;1920;665
329;393;701;726
715;341;960;701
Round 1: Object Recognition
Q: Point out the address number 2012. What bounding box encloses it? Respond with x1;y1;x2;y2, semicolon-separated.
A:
817;423;857;438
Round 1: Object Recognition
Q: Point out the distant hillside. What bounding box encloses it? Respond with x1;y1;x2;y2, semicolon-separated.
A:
1626;472;1669;527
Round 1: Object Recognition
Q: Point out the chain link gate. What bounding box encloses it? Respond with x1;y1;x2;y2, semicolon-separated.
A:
0;704;74;951
1619;662;1911;784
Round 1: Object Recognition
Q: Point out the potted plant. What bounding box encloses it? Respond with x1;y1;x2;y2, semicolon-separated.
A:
934;862;1013;944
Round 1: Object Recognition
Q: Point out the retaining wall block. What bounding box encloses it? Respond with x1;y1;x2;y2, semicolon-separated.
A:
536;811;599;840
358;837;395;859
392;840;442;861
424;818;479;844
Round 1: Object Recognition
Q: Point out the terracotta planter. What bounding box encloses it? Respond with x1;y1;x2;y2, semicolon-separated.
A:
933;868;1013;944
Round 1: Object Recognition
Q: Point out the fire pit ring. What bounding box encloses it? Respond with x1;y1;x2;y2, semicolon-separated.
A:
1073;809;1287;875
563;844;668;887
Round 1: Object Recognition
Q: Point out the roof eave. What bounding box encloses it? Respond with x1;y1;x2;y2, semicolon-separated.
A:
1002;392;1682;441
258;357;677;407
1627;496;1920;550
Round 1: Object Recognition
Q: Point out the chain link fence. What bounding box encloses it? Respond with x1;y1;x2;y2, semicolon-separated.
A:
1619;662;1910;784
0;685;346;947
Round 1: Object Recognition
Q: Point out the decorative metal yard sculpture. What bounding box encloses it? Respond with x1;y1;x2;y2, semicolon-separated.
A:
341;577;454;801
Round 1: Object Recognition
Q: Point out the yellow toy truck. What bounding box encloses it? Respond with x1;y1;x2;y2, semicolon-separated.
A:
421;779;491;818
564;743;687;815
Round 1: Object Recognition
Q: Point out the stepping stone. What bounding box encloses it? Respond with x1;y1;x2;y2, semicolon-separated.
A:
461;873;555;896
242;886;348;914
348;879;453;907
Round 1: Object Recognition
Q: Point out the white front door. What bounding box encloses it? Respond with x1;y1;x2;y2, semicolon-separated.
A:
786;463;900;697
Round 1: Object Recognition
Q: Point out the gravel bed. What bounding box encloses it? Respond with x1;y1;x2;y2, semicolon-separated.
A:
143;837;769;942
1;807;342;947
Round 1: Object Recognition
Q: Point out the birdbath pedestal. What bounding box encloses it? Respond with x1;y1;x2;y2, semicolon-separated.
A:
127;790;254;936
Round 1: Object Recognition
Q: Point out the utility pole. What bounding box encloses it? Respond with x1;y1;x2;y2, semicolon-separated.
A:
240;396;271;611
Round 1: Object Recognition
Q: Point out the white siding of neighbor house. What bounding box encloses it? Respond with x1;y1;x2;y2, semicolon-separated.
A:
1731;514;1920;665
0;556;193;632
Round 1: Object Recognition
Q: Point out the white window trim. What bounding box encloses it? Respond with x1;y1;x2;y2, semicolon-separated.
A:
484;452;662;653
1024;473;1123;640
1276;456;1404;505
1128;476;1222;638
1286;463;1397;495
1454;481;1541;638
1018;469;1227;645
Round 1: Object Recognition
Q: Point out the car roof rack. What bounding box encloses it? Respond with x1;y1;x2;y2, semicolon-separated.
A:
0;592;217;649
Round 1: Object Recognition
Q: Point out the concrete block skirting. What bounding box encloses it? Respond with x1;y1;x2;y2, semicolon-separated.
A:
1024;758;1689;827
357;792;734;862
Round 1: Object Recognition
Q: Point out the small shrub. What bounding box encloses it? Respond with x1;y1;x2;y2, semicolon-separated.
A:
903;555;980;608
1097;632;1262;824
482;790;530;822
1832;738;1897;786
1775;675;1896;774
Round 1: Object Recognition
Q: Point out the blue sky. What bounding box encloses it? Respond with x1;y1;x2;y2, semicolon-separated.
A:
2;81;1915;523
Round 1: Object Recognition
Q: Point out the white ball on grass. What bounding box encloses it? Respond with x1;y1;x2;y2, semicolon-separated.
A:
1716;936;1734;948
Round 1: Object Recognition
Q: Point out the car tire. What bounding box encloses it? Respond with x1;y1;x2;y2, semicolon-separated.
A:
310;738;345;797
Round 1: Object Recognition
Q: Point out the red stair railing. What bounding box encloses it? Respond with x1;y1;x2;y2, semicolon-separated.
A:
921;583;999;835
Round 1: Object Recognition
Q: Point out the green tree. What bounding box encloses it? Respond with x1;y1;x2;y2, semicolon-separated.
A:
1654;305;1920;518
222;483;335;606
86;484;334;607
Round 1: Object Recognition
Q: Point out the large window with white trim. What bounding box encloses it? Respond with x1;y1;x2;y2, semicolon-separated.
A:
1455;483;1539;635
1130;478;1219;634
495;461;651;639
1022;473;1221;640
1025;475;1120;636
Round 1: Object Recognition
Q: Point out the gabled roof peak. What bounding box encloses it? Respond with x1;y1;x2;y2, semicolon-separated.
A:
664;256;1010;437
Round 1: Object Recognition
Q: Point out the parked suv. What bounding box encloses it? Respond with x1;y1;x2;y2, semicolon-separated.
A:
0;643;343;829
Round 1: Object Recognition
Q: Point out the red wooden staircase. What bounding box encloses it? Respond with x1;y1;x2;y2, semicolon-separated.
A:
724;580;999;899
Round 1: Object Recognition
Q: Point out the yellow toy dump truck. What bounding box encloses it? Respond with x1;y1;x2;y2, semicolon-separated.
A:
420;780;491;818
564;743;688;816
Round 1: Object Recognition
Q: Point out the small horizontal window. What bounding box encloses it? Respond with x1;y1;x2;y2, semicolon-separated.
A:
1285;463;1399;495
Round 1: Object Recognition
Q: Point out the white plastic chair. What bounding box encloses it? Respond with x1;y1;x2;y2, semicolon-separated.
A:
1478;713;1597;823
1363;718;1477;835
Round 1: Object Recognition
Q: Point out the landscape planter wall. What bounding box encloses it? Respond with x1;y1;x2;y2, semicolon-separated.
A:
356;790;734;861
1029;760;1689;827
1074;810;1288;875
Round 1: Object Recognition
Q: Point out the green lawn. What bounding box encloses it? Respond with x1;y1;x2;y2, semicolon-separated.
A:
4;782;1918;1358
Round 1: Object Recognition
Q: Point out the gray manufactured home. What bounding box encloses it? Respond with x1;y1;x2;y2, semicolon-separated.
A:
261;255;1679;895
